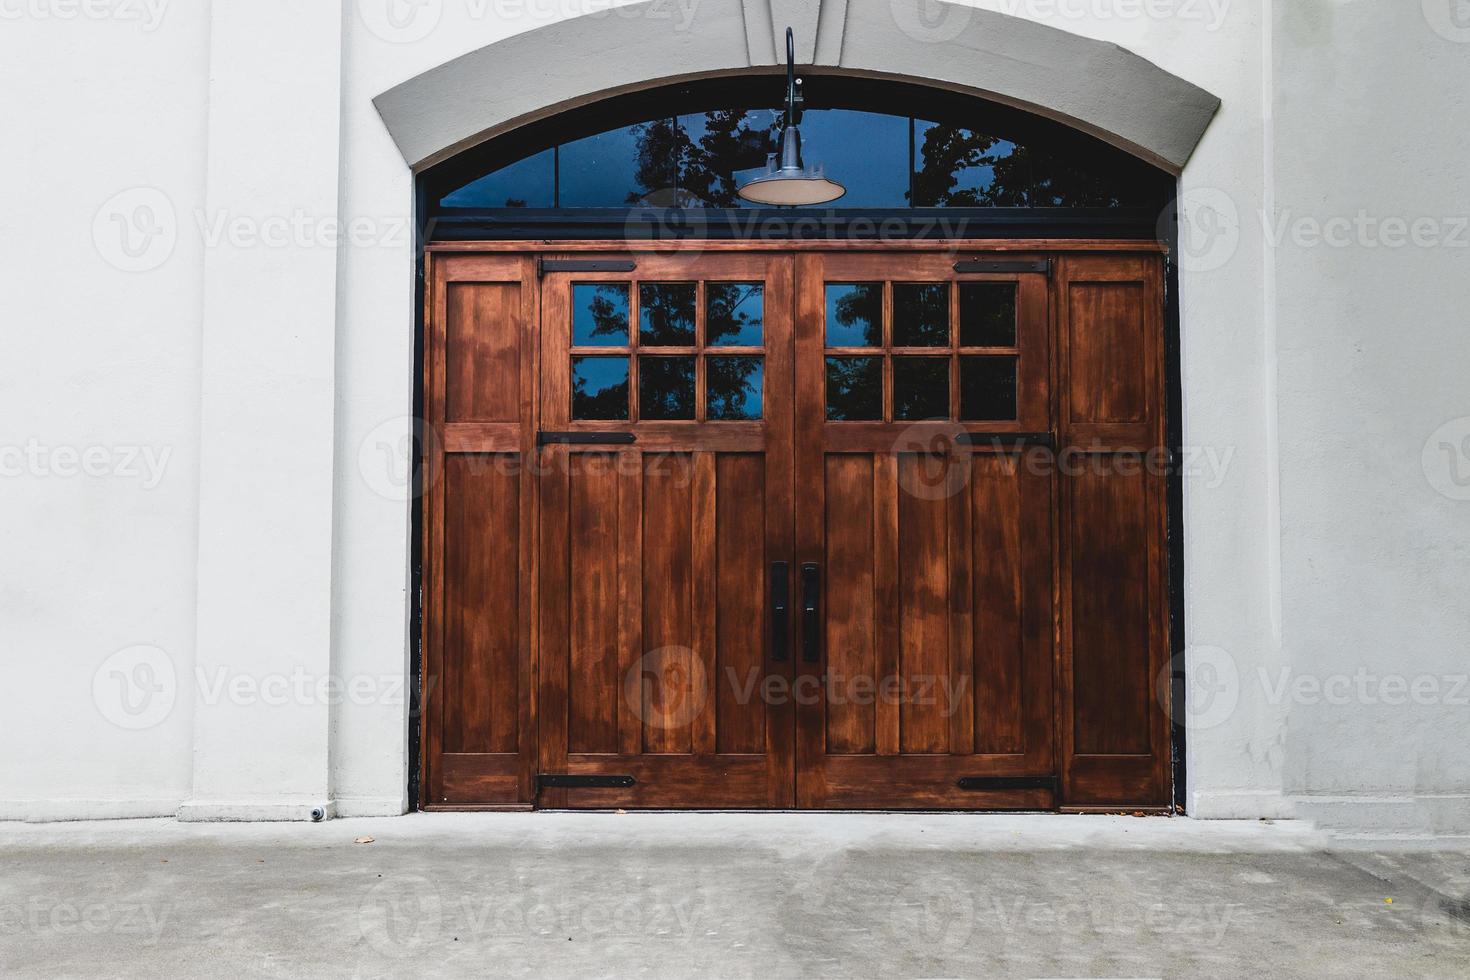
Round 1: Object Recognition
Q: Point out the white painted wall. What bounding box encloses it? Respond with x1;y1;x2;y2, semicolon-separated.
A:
2;0;1466;837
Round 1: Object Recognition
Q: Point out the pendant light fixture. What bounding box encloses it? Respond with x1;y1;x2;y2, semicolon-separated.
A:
736;28;847;207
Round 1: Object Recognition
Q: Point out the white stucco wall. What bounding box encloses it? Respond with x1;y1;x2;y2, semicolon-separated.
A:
2;0;1466;837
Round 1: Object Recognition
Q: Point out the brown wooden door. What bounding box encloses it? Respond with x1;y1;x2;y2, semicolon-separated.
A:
423;243;1172;812
534;252;796;807
791;251;1060;808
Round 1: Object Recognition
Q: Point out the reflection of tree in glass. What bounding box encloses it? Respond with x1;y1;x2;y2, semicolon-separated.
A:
831;284;883;346
911;125;1021;206
894;283;948;346
825;357;882;420
707;283;763;345
639;284;696;345
581;285;630;342
707;357;762;420
627;119;683;205
627;111;776;207
913;123;1152;207
639;357;695;420
572;359;629;420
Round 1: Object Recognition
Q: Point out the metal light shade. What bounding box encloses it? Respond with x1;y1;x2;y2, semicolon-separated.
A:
738;127;846;206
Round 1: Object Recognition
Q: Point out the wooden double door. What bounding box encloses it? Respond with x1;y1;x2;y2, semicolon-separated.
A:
422;244;1171;810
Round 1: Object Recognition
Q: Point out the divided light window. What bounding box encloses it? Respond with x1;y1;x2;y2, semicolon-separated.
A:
427;78;1168;214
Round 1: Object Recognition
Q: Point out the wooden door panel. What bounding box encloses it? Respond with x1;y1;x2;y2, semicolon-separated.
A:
794;251;1058;810
536;253;795;809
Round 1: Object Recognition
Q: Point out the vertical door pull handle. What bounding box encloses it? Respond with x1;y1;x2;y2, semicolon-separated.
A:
770;562;790;662
800;563;821;663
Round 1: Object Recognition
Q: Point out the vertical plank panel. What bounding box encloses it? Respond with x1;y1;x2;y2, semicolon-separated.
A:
537;444;571;807
873;453;900;756
641;453;695;754
947;454;975;756
823;454;876;754
716;454;767;755
567;453;619;754
692;452;718;757
972;455;1025;755
617;450;644;757
898;454;950;754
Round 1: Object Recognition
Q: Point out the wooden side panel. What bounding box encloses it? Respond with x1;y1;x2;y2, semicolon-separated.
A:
426;253;537;809
1067;283;1146;425
1057;254;1171;807
1070;467;1151;756
446;282;521;423
442;454;520;754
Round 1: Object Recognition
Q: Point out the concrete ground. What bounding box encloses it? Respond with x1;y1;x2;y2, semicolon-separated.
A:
3;814;1470;979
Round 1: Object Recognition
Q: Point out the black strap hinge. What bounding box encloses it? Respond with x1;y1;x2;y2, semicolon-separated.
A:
537;431;636;446
537;258;637;278
956;775;1059;792
537;774;636;790
953;258;1052;277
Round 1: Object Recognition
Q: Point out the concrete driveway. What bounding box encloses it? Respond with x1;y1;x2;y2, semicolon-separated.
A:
3;813;1469;978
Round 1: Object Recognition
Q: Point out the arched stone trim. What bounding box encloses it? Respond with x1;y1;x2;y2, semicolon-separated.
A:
373;0;1219;174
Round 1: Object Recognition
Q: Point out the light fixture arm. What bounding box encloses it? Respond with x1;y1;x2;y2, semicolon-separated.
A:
783;27;803;129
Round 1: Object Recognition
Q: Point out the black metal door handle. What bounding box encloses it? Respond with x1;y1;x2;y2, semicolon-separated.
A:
770;562;790;662
800;563;821;663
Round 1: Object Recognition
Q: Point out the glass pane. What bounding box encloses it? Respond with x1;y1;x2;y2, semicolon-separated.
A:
559;121;677;207
440;148;554;208
826;356;883;421
639;283;696;346
795;109;909;207
679;109;781;208
911;121;1020;207
706;356;763;421
959;283;1017;347
572;283;630;347
706;283;764;346
893;357;950;421
825;283;883;347
960;356;1018;421
893;283;950;347
639;356;696;420
572;356;630;420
